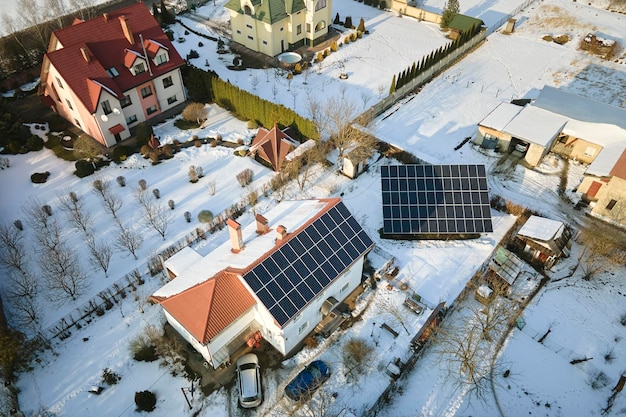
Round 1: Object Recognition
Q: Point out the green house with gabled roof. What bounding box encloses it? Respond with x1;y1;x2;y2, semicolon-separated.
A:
225;0;332;56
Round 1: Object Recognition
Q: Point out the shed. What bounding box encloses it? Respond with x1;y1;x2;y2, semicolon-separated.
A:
486;247;524;294
515;215;571;268
447;15;484;40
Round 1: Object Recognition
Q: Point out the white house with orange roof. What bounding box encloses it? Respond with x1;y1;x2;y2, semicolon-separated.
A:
38;3;186;147
151;198;375;368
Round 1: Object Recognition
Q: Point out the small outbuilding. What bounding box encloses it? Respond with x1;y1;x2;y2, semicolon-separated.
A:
514;215;572;269
486;247;524;295
248;124;300;172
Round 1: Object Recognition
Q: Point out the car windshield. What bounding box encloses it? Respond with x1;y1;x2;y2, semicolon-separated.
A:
307;366;321;379
239;363;256;371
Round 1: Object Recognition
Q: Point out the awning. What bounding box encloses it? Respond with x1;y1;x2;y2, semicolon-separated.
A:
108;124;125;135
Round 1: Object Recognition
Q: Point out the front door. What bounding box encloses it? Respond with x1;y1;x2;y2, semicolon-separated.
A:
114;133;122;143
281;39;285;52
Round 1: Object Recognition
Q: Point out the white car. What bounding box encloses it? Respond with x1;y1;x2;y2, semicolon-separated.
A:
515;142;529;153
236;353;262;408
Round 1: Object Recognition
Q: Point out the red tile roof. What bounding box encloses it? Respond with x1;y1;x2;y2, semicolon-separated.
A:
249;124;298;171
158;270;256;344
44;3;185;113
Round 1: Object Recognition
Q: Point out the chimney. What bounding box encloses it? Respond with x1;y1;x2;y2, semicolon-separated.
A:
255;214;269;234
80;47;91;63
103;12;109;21
119;16;134;44
227;219;244;252
276;225;288;241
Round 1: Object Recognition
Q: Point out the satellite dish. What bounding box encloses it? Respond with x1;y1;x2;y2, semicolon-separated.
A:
100;114;108;122
113;108;120;115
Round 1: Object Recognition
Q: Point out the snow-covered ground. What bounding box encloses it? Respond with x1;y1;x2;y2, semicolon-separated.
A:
2;0;626;415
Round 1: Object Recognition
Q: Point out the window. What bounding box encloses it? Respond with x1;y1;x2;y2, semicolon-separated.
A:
262;40;267;45
606;199;617;211
101;100;112;115
306;23;311;33
141;86;152;98
244;5;252;15
120;95;132;108
237;30;241;34
106;67;119;77
341;282;350;293
155;53;168;65
163;76;173;88
167;95;177;105
298;321;309;334
65;99;73;110
315;0;326;11
583;146;597;158
297;24;302;35
74;119;81;127
248;36;254;40
134;62;146;75
246;24;253;29
126;114;138;124
146;105;158;115
55;76;63;88
280;27;284;31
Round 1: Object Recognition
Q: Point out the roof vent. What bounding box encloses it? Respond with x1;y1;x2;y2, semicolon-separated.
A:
119;15;134;45
276;225;287;241
227;219;244;252
255;214;269;234
80;47;91;63
103;12;109;21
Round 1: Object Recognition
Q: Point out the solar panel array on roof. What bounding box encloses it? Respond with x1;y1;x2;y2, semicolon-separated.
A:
243;202;374;326
381;164;493;235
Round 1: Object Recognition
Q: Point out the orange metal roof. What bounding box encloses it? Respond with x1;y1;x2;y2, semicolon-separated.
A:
250;125;297;171
159;270;256;344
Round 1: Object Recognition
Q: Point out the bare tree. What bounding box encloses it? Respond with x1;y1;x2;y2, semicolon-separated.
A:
45;0;69;29
15;0;50;51
135;189;172;240
181;102;207;125
578;227;623;280
86;236;113;277
306;96;328;138
8;294;44;337
34;219;64;252
92;178;123;220
58;191;93;233
0;223;30;275
114;224;144;260
22;196;53;229
207;179;217;196
69;0;98;20
285;142;327;191
374;295;410;335
39;241;89;303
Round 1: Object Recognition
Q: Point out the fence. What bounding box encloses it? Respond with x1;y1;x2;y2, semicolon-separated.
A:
487;0;539;35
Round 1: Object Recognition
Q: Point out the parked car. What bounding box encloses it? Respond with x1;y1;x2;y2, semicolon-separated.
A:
284;360;330;402
514;141;529;153
236;353;262;408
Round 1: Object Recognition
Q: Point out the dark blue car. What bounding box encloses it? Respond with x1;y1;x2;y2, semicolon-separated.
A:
284;360;330;402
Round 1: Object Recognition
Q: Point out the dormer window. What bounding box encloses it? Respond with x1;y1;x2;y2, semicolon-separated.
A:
133;62;146;75
155;53;168;65
244;5;252;15
106;67;119;78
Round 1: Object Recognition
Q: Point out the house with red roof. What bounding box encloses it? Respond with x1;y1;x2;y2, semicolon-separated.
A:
151;198;374;368
38;3;186;147
248;124;300;171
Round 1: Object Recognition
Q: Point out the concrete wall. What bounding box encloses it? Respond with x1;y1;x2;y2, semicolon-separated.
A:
390;0;442;24
589;176;626;227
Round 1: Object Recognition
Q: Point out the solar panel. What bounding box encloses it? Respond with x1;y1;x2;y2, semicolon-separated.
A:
381;164;493;235
243;201;374;326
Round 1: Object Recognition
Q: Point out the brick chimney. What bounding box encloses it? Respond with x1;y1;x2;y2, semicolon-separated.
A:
276;225;287;241
80;47;91;63
255;214;269;234
227;219;244;252
119;16;134;44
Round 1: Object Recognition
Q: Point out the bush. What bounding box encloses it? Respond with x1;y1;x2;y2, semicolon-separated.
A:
130;336;158;362
342;337;374;375
236;168;254;186
75;159;95;178
13;220;23;231
152;189;160;199
189;165;199;183
188;49;200;59
294;62;302;74
101;368;121;385
140;144;151;157
168;199;175;210
197;210;214;223
30;171;50;183
184;211;192;223
112;145;133;163
345;16;353;28
330;41;338;52
26;135;44;151
247;120;258;129
135;390;157;412
138;179;147;190
116;176;126;187
134;122;154;147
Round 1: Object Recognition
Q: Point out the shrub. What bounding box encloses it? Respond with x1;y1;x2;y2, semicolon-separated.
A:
152;189;160;199
188;49;200;59
168;199;175;210
342;337;374;375
184;211;192;223
294;63;302;74
26;135;44;151
345;16;353;28
357;18;365;33
112;145;132;163
161;145;173;158
189;165;199;183
135;390;157;412
194;140;202;147
116;176;126;187
13;220;23;231
247;120;258;129
211;140;218;147
334;12;341;24
30;171;50;183
316;52;324;62
101;368;121;385
345;36;351;44
42;205;52;217
351;32;357;41
134;122;154;147
181;102;207;126
140;144;151;157
304;336;319;349
236;168;254;186
323;48;330;57
138;179;147;190
75;159;95;178
130;335;158;362
197;210;214;223
69;191;78;202
330;41;338;52
198;41;204;47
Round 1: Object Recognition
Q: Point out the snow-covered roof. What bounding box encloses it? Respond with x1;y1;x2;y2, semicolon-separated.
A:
502;106;567;147
153;199;337;298
164;246;204;277
478;102;523;131
534;86;626;131
518;215;564;242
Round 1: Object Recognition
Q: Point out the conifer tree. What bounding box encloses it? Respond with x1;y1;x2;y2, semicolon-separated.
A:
357;17;365;33
389;74;396;95
440;0;459;29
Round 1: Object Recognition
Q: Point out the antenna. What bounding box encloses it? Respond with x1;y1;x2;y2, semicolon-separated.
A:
113;108;120;115
139;33;153;76
100;114;108;122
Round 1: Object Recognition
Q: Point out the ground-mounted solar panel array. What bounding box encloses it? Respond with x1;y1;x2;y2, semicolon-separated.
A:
381;164;493;236
243;202;374;326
